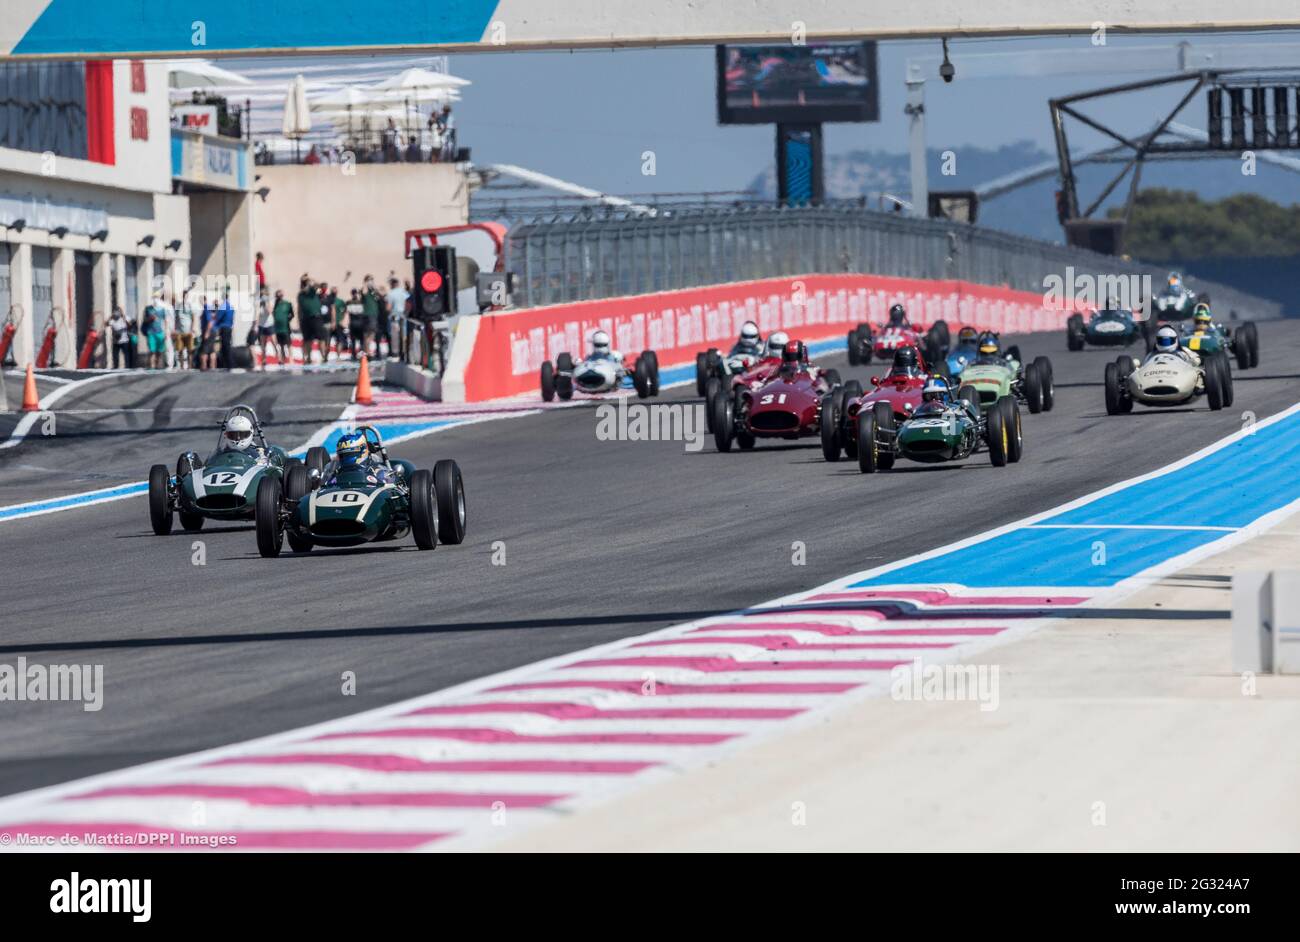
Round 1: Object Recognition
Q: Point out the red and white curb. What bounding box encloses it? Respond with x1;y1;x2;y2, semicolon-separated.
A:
0;584;1089;852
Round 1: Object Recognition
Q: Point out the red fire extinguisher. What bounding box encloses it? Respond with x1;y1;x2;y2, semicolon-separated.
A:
34;315;58;368
78;328;100;369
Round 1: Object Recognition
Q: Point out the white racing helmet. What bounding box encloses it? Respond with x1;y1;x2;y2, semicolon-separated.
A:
223;415;255;450
590;329;612;356
739;321;760;344
1153;325;1180;354
766;330;790;358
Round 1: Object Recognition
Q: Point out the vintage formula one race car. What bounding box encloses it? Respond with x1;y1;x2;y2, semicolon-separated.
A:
1103;347;1233;415
1066;306;1150;351
148;404;329;535
847;305;950;366
254;425;466;557
540;341;660;402
712;341;840;452
853;379;1022;473
958;338;1055;414
819;344;935;461
1179;317;1260;370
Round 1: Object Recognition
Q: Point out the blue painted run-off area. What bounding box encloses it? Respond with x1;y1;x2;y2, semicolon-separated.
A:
854;409;1300;588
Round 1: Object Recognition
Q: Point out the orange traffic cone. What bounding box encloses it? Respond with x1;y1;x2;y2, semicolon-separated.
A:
354;354;374;406
21;363;40;412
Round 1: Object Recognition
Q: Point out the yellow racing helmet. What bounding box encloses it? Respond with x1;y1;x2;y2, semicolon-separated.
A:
1192;303;1212;331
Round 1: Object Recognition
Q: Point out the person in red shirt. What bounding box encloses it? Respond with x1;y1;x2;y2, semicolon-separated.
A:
255;252;267;293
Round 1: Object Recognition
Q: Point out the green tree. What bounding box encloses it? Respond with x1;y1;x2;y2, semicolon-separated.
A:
1112;188;1300;260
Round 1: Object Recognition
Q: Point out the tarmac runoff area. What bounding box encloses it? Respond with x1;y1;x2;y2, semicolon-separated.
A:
496;508;1300;853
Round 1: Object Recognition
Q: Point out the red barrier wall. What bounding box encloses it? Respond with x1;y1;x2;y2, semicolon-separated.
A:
461;274;1071;402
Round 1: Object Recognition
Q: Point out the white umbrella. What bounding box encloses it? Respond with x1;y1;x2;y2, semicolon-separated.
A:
282;74;312;161
369;67;470;93
309;85;379;111
166;59;252;89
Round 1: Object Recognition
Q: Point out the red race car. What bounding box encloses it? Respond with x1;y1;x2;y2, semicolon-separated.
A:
712;340;842;452
847;303;950;367
702;331;790;434
820;344;964;462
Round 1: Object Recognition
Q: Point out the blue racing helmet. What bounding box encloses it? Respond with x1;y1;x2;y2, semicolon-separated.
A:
336;430;369;468
921;375;950;402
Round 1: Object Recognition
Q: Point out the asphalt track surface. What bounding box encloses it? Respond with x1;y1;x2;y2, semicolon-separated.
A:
1;323;1298;797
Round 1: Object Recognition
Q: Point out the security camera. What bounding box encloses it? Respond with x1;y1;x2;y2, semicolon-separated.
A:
940;60;955;83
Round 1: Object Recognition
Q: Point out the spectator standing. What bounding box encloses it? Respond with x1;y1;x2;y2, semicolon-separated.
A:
318;284;338;359
215;292;236;369
346;289;368;359
198;296;216;370
438;104;456;161
124;307;139;368
256;292;276;368
386;277;409;358
108;306;131;369
255;252;267;294
174;290;197;369
297;277;324;364
271;289;294;365
331;286;348;359
362;275;384;357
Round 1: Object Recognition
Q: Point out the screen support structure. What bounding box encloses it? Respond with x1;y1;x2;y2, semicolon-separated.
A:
776;123;824;206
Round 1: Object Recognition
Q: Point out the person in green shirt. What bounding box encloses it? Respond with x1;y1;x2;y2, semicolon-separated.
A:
271;289;294;364
296;277;324;364
332;289;348;357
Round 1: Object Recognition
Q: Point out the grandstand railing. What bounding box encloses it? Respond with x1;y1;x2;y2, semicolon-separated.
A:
504;203;1280;318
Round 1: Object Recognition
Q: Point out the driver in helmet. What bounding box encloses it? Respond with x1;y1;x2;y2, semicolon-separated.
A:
730;320;764;358
1167;271;1184;292
588;329;619;362
955;325;978;349
886;303;910;329
763;329;790;361
1148;324;1194;363
333;429;392;484
974;332;1004;365
1190;303;1214;334
778;339;807;377
886;344;925;379
220;414;266;458
914;375;952;416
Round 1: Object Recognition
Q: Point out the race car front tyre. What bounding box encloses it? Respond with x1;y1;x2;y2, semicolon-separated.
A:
434;458;467;545
410;468;438;550
1104;362;1127;415
1247;322;1260;367
695;352;709;395
255;476;284;558
540;360;556;402
633;356;651;399
856;325;872;365
987;401;1009;467
179;510;204;532
644;350;660;396
856;413;880;473
148;464;173;536
819;394;840;461
872;401;895;470
286;530;313;553
556;374;573;401
1002;398;1023;463
556;352;574;373
1217;353;1234;409
704;376;723;433
712;393;734;452
838;381;863;459
1033;356;1055;410
1023;362;1044;414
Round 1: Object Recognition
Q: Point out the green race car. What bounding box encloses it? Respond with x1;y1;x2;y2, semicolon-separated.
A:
148;404;329;535
854;380;1022;472
956;337;1055;414
255;425;466;557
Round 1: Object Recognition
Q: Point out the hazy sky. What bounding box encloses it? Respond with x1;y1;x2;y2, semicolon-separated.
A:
232;29;1300;196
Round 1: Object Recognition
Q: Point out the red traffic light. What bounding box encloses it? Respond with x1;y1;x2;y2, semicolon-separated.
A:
420;270;444;294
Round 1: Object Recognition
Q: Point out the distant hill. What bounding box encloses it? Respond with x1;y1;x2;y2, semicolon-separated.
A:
746;140;1300;245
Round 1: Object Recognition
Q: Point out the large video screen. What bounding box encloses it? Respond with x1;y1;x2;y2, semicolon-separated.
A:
717;41;879;125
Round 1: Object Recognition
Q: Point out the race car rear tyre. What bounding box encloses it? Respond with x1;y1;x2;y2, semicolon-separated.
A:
1235;333;1250;370
255;476;284;558
434;459;467;545
285;464;312;502
1002;398;1023;464
819;394;840;461
957;384;981;419
987;401;1009;467
1023;362;1044;414
847;330;860;366
410;468;438;550
1033;356;1055;410
176;452;200;478
856;325;873;365
1247;322;1260;367
856;413;879;473
540;360;556;402
149;464;173;536
695;352;709;395
179;510;204;532
1006;344;1023;365
712;393;734;452
703;376;723;433
644;351;660;396
633;356;651;399
305;447;330;477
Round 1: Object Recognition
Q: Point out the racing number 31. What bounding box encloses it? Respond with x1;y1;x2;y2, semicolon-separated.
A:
760;393;788;405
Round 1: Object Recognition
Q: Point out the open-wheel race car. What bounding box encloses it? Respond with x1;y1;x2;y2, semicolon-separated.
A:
148;404;329;535
819;343;934;462
711;340;841;452
1104;325;1233;416
1177;304;1260;371
956;333;1055;414
1066;305;1151;351
847;304;950;367
254;425;466;557
539;329;659;401
1151;272;1205;322
852;376;1023;473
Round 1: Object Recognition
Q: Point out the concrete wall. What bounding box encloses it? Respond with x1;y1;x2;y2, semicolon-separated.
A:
251;162;468;295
